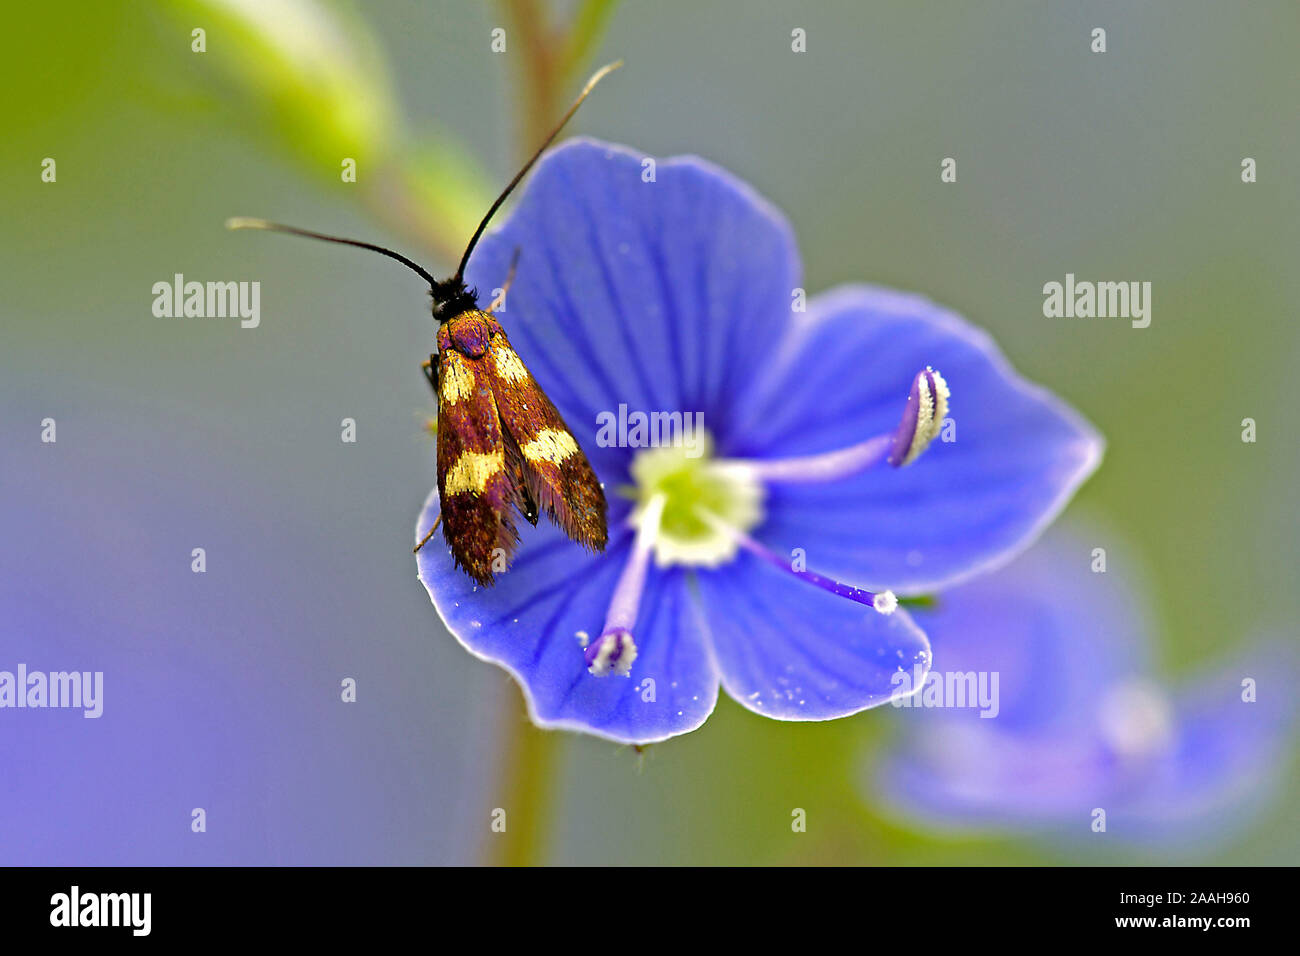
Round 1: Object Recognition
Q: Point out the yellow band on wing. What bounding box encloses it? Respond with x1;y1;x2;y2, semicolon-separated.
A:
491;343;530;383
444;450;505;496
521;428;579;465
440;355;477;405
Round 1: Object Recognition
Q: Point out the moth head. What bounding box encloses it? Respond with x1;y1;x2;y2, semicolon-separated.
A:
430;278;478;324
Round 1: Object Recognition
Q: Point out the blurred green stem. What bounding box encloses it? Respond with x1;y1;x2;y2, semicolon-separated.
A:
476;2;620;866
485;686;559;866
364;162;464;266
502;0;558;157
501;0;620;160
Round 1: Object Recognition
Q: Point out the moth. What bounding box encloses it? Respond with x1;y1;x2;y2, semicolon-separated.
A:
229;63;621;586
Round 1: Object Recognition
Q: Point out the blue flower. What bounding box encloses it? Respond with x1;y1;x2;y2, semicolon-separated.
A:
416;139;1102;744
870;525;1294;848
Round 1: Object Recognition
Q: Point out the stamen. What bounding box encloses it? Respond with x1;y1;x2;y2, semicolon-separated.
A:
584;626;637;677
887;367;949;468
585;493;666;677
695;508;897;614
717;367;949;483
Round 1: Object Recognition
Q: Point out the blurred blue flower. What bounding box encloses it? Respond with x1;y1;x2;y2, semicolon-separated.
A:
871;526;1293;848
416;139;1102;744
0;388;465;864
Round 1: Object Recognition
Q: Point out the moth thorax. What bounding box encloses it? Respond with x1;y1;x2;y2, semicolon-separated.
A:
444;311;493;357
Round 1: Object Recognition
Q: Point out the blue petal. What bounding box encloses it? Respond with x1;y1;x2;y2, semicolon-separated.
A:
880;731;1115;833
872;527;1293;845
462;137;801;473
732;285;1103;593
693;551;931;721
906;525;1155;735
870;526;1152;827
879;653;1295;846
1104;646;1296;846
414;488;718;744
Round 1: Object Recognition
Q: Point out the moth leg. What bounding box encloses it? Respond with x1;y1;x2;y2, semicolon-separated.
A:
413;513;442;554
422;353;439;396
486;247;522;314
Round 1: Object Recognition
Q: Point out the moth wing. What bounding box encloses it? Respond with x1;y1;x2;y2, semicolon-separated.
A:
436;348;522;586
501;430;541;527
486;330;608;552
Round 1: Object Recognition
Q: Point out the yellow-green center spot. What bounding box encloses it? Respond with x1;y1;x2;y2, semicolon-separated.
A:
627;433;764;567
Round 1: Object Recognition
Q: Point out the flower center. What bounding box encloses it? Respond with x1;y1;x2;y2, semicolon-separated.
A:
1097;679;1175;760
585;367;948;677
626;432;764;567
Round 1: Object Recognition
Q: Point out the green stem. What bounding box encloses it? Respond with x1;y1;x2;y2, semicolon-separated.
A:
484;683;560;866
501;0;560;161
558;0;621;82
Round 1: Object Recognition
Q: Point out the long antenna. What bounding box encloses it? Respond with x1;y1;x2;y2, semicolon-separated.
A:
227;61;622;288
453;59;623;283
225;217;440;286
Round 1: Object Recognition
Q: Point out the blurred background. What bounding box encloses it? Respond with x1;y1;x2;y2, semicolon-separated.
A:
1;0;1295;865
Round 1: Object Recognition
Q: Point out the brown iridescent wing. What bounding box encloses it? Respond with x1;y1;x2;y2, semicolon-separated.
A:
483;327;608;552
435;348;523;586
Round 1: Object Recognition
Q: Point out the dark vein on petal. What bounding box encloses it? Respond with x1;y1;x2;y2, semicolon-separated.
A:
528;204;624;410
634;216;688;409
561;161;663;412
694;191;713;417
711;560;881;693
528;573;600;670
492;529;635;631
